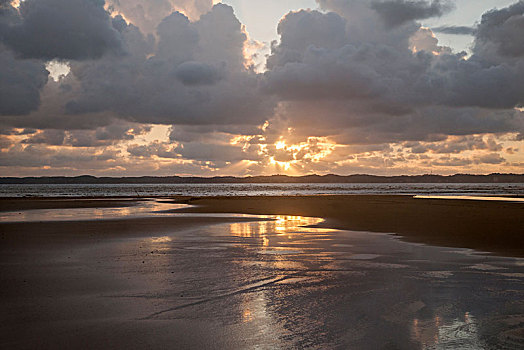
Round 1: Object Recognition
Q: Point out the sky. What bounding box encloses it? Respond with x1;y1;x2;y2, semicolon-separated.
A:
0;0;523;176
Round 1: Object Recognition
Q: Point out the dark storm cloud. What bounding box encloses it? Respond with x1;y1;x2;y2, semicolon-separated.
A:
263;1;524;145
17;122;150;147
23;129;66;145
175;61;223;85
65;123;151;147
0;143;123;167
64;4;275;126
174;142;251;162
0;45;48;115
1;0;123;60
168;124;258;142
474;1;524;58
371;0;452;27
95;123;151;141
0;0;19;27
432;25;476;35
404;136;502;154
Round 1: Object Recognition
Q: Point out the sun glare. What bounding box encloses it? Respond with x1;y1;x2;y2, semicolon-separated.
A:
45;60;71;81
228;124;338;174
275;140;286;150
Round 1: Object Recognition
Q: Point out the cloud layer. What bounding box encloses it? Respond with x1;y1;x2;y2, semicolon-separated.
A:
0;0;523;176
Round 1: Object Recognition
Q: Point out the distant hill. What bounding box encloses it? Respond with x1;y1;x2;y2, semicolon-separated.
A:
1;174;523;184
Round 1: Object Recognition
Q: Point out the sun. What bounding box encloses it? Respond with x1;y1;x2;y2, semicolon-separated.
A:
275;140;286;150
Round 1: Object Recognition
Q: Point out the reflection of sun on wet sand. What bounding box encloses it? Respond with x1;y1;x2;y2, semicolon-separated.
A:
176;195;524;257
1;196;523;348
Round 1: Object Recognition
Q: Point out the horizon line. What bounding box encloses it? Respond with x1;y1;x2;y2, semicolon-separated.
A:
2;173;524;179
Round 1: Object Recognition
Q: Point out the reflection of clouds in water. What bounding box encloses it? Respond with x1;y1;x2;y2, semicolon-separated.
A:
422;271;454;279
412;312;482;349
467;264;505;271
225;215;523;348
0;199;188;223
121;213;523;348
238;290;288;348
497;273;524;278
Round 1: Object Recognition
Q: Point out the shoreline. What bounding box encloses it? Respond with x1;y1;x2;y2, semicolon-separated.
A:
173;195;524;258
1;194;523;257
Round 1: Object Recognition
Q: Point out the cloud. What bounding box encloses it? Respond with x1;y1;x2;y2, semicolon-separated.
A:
0;127;37;135
371;0;452;28
127;141;179;159
474;153;505;165
23;129;66;146
174;142;250;162
474;1;524;59
64;4;275;126
1;0;123;60
1;0;523;175
106;0;214;34
431;156;472;167
265;2;524;146
0;44;48;115
175;61;223;85
403;135;503;154
0;143;120;167
432;25;476;35
18;122;151;147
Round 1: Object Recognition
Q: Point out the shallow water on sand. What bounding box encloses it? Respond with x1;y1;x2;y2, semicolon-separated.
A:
0;199;188;222
414;195;524;202
114;215;523;349
1;204;523;349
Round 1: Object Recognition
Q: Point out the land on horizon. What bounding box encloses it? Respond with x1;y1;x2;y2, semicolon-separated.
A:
1;173;524;184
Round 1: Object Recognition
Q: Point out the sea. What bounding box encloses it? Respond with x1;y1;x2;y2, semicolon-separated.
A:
1;183;523;198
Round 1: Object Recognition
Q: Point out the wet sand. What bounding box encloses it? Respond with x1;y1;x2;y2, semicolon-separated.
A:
2;194;523;257
1;196;523;349
0;197;140;212
175;195;524;257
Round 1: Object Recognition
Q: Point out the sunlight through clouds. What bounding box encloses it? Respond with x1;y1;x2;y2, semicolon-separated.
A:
0;0;523;176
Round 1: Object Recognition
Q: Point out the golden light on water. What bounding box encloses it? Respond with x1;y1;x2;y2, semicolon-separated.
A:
150;236;172;243
229;215;325;246
242;308;253;322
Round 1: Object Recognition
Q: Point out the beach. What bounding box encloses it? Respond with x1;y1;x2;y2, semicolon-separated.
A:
177;195;524;257
1;195;523;349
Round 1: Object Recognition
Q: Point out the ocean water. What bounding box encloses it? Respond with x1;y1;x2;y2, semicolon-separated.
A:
1;182;523;198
